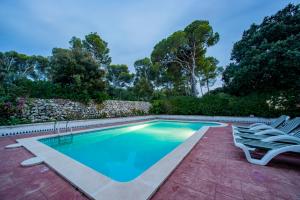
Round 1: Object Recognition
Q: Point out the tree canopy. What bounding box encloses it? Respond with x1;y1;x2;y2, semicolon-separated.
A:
49;47;106;98
106;64;133;88
83;32;111;68
48;33;110;100
133;57;155;83
197;56;223;95
223;3;300;95
151;20;219;96
0;51;49;85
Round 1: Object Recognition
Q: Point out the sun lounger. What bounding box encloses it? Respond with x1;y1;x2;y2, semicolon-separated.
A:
234;132;300;165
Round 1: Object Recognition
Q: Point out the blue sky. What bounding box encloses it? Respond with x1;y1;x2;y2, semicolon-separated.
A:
0;0;299;74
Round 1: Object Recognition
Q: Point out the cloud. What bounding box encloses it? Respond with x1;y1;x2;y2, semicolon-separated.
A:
0;0;297;74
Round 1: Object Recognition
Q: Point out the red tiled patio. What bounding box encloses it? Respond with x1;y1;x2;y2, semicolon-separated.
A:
0;124;299;200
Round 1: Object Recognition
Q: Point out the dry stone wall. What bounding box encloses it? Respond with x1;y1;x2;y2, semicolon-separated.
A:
21;99;151;122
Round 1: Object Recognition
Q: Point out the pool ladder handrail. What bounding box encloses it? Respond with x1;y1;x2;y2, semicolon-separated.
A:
53;120;73;134
53;121;59;134
65;120;73;133
62;120;73;144
52;120;74;145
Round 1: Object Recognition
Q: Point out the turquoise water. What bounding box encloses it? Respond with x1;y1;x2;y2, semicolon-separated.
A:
40;120;219;182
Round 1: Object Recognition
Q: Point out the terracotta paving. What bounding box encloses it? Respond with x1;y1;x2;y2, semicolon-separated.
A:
0;123;299;200
151;125;300;200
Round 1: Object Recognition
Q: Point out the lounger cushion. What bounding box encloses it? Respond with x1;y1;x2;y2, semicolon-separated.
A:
235;138;290;150
234;132;269;140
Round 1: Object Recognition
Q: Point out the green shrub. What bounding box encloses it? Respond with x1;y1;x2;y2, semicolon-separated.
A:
198;93;231;115
130;109;147;116
93;92;109;103
167;96;200;115
6;79;102;104
150;92;300;117
149;100;167;114
0;97;29;125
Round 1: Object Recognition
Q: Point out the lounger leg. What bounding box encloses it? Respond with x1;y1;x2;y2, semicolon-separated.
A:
236;144;300;166
235;143;265;165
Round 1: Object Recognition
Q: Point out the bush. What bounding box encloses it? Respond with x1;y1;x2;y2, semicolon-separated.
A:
150;92;300;117
130;109;147;116
93;92;109;103
107;87;138;101
5;79;108;104
150;96;201;115
149;100;167;114
166;96;201;115
0;97;29;125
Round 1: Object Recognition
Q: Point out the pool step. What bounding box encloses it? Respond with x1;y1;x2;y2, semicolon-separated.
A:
5;143;22;149
21;157;43;167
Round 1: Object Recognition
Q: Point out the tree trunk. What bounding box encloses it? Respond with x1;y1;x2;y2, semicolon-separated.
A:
191;44;198;96
198;77;203;96
206;80;210;94
191;68;197;96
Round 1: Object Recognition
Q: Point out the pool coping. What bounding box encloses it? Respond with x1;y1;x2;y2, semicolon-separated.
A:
16;119;227;200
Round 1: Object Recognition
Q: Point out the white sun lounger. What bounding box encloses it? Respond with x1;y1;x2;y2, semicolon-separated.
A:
233;117;300;138
235;115;289;131
234;131;300;165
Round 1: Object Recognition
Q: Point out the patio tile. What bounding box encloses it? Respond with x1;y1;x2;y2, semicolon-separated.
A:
176;160;200;175
241;182;272;200
242;192;269;200
266;181;300;200
171;186;213;200
169;169;195;186
152;182;213;200
196;165;221;182
221;168;252;183
190;178;216;196
47;187;87;200
150;179;178;200
40;177;70;197
20;191;47;200
215;192;242;200
0;174;14;191
215;183;243;199
218;176;242;190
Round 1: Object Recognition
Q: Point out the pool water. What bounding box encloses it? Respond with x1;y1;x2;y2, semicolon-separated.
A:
40;120;219;182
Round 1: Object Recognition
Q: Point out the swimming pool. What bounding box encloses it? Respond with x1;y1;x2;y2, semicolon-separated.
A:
40;120;219;182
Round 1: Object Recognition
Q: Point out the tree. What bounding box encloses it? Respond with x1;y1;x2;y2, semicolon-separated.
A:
223;4;300;95
69;33;111;69
49;47;106;98
151;20;219;96
133;77;154;101
83;32;111;68
0;51;49;85
49;34;111;100
69;36;83;50
133;57;155;83
197;56;223;94
1;33;111;104
106;64;133;88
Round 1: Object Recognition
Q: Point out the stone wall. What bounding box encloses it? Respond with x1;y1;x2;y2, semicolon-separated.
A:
21;99;151;122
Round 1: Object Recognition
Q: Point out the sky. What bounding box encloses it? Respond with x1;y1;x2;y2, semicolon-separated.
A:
0;0;299;91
